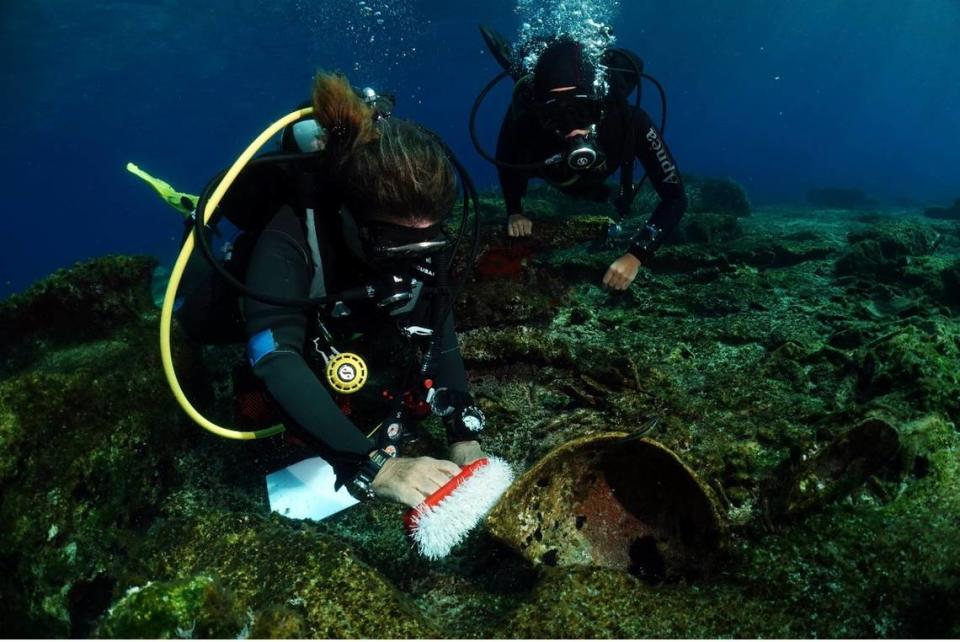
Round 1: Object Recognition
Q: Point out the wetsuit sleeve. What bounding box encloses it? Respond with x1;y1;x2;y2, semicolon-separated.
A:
243;207;375;474
628;108;688;261
496;108;531;218
429;313;481;444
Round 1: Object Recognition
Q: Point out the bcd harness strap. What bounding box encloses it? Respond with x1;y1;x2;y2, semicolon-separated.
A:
304;208;326;299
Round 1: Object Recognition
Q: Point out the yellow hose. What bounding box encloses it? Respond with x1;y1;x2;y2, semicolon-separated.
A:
160;107;313;439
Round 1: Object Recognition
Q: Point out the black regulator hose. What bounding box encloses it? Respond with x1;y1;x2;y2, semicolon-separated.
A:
420;151;483;375
192;191;347;309
470;52;669;180
469;70;553;172
192;148;479;311
642;72;668;134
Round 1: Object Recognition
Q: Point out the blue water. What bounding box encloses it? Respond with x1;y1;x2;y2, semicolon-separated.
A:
2;0;959;297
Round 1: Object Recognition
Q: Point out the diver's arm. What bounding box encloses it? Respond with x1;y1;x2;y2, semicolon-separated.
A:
430;313;484;441
495;109;531;218
431;313;469;393
628;108;688;262
243;208;376;466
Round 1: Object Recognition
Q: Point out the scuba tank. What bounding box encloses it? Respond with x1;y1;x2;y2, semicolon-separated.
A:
156;90;483;440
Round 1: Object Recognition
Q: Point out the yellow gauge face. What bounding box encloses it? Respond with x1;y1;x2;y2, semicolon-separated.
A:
326;353;368;394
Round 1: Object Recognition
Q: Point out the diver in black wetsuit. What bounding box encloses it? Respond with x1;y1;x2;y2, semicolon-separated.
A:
241;73;486;508
485;37;688;290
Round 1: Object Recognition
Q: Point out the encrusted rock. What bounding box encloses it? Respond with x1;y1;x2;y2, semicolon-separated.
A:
668;213;743;245
764;417;902;520
923;198;960;220
835;223;943;281
95;575;246;639
0;256;157;374
807;187;877;210
495;566;796;638
140;512;438;638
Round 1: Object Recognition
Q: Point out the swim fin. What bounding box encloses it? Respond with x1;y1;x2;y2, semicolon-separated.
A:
126;162;199;216
479;24;517;79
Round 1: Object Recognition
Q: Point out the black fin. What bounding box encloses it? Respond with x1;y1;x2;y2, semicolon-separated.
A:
479;24;516;77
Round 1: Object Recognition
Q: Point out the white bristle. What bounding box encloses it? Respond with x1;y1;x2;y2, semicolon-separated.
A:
409;456;514;560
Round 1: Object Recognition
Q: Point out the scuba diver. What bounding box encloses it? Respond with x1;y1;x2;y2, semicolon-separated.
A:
471;29;688;290
244;73;485;507
155;72;488;509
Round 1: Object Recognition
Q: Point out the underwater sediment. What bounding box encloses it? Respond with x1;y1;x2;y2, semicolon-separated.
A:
2;182;959;637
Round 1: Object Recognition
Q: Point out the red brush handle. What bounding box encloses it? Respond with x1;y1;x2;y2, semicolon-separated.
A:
403;458;489;532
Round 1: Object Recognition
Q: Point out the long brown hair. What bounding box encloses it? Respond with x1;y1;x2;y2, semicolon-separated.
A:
311;72;457;227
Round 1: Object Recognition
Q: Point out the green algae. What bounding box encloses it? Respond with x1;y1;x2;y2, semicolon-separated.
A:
497;566;800;638
1;198;959;638
96;575;247;639
0;255;157;376
136;511;439;638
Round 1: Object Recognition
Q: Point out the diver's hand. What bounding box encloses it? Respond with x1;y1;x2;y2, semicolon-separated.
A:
448;440;485;467
370;456;461;508
603;253;642;290
508;214;533;237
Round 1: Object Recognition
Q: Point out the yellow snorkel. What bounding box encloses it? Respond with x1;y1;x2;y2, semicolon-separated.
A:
158;107;313;440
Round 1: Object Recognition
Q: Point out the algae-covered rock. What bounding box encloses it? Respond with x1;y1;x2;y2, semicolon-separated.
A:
0;259;197;637
138;511;438;639
632;174;751;217
923;198;960;220
668;212;744;245
3;193;960;638
499;412;960;639
726;234;837;269
689;175;752;216
941;259;960;307
835;222;944;280
763;417;903;521
249;604;308;638
734;415;960;637
0;256;157;375
898;414;957;480
807;187;877;210
854;320;960;415
496;566;797;638
95;575;247;639
487;434;722;581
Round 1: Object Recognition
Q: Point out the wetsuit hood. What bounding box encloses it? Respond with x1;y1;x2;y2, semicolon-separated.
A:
533;39;597;99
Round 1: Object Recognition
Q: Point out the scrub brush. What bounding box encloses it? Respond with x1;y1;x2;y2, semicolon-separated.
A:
403;456;514;559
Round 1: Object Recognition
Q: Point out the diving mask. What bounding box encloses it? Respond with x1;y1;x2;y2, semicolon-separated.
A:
531;93;604;135
359;220;450;267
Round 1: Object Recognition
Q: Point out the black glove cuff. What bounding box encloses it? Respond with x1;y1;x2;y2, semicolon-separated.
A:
431;388;485;442
446;405;486;443
628;223;664;262
350;448;393;498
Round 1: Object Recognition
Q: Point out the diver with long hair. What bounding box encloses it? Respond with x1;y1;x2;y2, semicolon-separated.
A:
239;72;486;507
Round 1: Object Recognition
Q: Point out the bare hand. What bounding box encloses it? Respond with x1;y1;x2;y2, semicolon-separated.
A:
448;440;485;467
507;214;533;237
370;456;461;507
602;253;642;290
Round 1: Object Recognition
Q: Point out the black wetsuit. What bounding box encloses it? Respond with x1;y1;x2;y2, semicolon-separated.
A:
496;80;688;261
241;199;472;484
